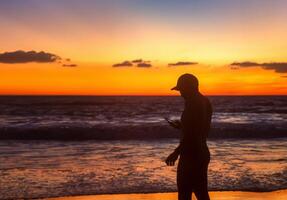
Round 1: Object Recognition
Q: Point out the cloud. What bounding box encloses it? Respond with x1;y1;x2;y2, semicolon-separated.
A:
230;62;261;67
113;61;133;67
0;50;61;63
281;75;287;78
62;64;77;67
262;63;287;73
168;61;198;66
230;62;287;73
113;59;152;68
137;62;152;68
132;59;143;63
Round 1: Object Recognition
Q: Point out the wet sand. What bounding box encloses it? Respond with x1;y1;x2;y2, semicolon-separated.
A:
43;190;287;200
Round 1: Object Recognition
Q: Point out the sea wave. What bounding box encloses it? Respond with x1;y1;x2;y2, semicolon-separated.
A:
0;123;286;140
0;96;286;140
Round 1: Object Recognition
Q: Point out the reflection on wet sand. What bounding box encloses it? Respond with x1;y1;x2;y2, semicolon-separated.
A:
43;190;287;200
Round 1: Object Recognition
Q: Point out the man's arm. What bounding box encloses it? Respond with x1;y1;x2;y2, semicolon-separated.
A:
165;147;180;166
174;138;183;155
165;118;182;166
165;134;183;166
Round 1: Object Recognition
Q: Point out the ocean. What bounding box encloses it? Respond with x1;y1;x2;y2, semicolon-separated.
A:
0;96;286;199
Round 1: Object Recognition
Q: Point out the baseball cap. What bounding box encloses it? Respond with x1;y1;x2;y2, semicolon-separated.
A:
171;73;199;91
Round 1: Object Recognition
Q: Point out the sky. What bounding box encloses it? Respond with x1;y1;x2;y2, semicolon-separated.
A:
0;0;287;95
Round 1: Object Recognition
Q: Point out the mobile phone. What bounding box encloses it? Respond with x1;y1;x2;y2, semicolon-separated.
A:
164;117;172;123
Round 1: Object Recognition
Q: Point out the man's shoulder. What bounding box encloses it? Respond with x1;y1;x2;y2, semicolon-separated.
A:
200;94;210;103
198;95;212;112
185;95;207;108
202;96;212;112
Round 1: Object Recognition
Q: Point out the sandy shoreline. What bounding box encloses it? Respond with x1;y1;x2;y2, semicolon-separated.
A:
42;190;287;200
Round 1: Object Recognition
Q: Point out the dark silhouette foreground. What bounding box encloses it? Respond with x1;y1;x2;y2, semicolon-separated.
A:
165;74;212;200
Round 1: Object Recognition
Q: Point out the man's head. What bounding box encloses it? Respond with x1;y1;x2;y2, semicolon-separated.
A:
171;73;199;98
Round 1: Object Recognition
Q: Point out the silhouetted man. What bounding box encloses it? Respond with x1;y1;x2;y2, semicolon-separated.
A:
165;74;212;200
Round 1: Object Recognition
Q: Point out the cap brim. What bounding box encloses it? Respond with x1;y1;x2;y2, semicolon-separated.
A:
171;86;179;90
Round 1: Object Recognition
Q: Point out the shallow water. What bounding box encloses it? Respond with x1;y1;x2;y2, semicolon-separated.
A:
0;139;286;199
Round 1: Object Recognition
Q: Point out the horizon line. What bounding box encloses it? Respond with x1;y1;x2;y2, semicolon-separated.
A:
0;94;286;97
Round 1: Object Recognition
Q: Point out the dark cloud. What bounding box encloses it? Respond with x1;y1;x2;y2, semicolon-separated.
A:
168;61;198;66
281;75;287;78
62;64;77;67
0;50;61;63
113;59;152;68
230;62;260;67
262;63;287;73
113;61;133;67
132;59;143;63
230;62;287;73
137;62;152;68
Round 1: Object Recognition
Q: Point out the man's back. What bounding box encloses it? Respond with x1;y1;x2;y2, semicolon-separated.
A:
180;94;212;156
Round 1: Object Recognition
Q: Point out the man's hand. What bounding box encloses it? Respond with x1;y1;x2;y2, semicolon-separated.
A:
165;151;179;166
165;118;181;129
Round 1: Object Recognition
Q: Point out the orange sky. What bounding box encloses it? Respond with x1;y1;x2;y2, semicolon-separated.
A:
0;0;287;95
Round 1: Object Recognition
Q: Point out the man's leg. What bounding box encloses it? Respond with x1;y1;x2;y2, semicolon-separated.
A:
193;160;210;200
177;157;193;200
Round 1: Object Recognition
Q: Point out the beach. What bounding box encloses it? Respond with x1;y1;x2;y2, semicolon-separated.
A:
42;190;287;200
0;96;286;199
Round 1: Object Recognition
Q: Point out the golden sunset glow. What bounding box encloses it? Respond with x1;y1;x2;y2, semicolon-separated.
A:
0;1;287;95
